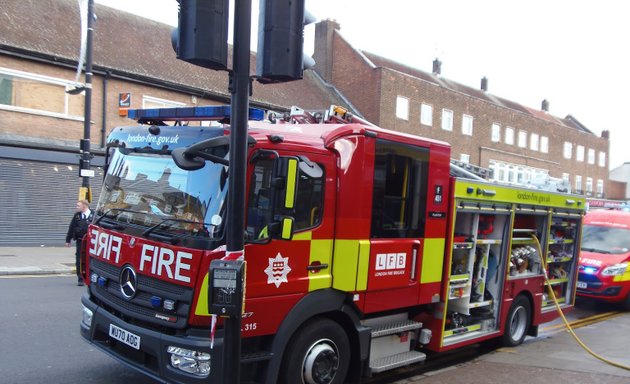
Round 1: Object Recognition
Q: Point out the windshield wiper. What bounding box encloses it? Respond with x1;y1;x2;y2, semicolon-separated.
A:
581;247;611;254
142;217;213;238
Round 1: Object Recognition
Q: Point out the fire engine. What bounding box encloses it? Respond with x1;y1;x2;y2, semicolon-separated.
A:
80;104;585;383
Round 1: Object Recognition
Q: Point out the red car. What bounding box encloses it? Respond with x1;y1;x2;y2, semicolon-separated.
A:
577;210;630;309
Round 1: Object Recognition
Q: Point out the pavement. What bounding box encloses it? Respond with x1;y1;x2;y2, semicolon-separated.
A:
0;246;76;275
398;311;630;383
2;247;630;383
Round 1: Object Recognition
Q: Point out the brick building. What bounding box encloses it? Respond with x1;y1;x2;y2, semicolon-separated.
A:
0;0;351;245
313;20;610;197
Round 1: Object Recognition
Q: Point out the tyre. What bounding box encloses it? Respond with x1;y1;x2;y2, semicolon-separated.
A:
280;318;350;384
502;295;531;347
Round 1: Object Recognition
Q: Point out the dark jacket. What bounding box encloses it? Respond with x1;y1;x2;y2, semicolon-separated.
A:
66;211;94;243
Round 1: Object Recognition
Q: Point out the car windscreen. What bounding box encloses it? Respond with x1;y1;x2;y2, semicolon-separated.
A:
581;224;630;255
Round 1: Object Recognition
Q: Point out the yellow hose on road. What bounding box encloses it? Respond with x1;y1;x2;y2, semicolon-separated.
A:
531;234;630;371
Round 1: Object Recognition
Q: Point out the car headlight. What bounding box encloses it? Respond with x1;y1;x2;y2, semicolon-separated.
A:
602;262;628;276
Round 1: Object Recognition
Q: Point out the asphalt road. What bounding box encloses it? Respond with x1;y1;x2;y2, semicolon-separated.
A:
0;275;621;384
0;275;154;384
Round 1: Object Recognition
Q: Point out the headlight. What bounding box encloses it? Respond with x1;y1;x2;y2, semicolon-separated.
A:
602;262;628;276
167;346;211;377
82;306;93;327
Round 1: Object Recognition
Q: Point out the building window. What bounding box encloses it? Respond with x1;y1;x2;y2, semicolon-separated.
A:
586;177;593;195
460;153;470;163
530;133;539;151
396;96;409;120
441;109;453;131
518;130;527;148
491;123;501;142
597;179;604;196
142;95;186;109
540;136;549;153
599;151;606;167
420;103;432;126
462;114;473;136
563;142;573;159
562;173;570;192
587;148;595;165
576;145;585;162
575;175;582;193
505;127;514;145
0;67;85;120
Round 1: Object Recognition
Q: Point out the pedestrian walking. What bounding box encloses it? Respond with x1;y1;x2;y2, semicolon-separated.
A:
66;199;93;286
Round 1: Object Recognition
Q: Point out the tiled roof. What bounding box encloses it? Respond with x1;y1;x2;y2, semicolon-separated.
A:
362;51;594;134
0;0;347;111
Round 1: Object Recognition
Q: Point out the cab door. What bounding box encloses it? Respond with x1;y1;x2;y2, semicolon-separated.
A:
363;140;430;313
244;150;335;299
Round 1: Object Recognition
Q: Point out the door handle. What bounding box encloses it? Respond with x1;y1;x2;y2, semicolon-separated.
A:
307;262;329;272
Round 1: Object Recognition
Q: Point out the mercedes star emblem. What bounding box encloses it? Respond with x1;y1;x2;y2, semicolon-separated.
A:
120;265;138;299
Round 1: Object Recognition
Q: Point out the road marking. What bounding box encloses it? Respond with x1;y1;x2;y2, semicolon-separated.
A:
541;311;622;334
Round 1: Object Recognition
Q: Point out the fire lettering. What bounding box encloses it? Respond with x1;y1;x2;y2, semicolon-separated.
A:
89;229;122;263
140;244;193;283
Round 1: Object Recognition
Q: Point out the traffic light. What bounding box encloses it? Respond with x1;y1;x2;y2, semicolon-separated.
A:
172;0;229;70
256;0;316;83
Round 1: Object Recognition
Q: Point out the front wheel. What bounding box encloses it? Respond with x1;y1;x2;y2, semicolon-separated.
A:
280;318;350;384
502;295;531;347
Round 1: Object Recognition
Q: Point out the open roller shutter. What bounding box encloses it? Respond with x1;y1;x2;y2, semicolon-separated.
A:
0;158;103;246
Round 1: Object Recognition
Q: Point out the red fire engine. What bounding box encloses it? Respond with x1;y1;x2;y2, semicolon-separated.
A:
80;104;585;383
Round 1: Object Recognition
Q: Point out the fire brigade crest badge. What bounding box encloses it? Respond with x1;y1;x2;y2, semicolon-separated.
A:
264;253;291;288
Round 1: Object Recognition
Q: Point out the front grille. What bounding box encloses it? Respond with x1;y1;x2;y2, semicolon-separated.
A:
578;273;601;284
90;258;194;330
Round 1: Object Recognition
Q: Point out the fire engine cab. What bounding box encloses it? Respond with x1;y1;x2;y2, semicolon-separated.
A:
80;105;585;384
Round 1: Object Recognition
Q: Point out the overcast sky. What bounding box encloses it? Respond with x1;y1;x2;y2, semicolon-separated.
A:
95;0;630;169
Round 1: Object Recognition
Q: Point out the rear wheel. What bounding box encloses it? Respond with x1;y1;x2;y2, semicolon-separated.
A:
502;295;531;347
280;318;350;384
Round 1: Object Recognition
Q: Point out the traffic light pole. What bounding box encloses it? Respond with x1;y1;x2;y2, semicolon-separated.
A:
224;0;252;382
80;0;94;201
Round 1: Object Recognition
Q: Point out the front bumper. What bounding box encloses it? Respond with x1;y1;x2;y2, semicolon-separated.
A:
81;293;223;384
576;273;630;302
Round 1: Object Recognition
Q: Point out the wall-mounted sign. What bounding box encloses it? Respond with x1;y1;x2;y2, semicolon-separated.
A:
118;93;132;116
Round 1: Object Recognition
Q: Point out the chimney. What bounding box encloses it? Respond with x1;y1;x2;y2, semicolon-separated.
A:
481;76;488;92
602;130;610;139
432;58;442;75
313;19;340;83
541;99;550;112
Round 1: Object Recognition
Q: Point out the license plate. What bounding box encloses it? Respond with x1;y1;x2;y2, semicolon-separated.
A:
576;281;588;289
109;324;141;350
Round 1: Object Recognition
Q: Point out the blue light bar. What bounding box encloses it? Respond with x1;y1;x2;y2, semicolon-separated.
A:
128;105;265;122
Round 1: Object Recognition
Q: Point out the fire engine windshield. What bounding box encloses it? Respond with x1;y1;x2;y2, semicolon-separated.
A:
582;224;630;255
96;148;227;239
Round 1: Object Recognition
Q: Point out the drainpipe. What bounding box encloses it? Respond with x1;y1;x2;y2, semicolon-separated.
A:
100;71;110;148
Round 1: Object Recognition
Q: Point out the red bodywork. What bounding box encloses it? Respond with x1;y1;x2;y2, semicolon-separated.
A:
578;210;630;304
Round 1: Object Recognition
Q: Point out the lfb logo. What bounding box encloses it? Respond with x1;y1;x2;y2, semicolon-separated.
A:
375;253;406;271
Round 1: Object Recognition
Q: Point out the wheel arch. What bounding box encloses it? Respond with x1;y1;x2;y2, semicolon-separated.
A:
264;289;370;384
